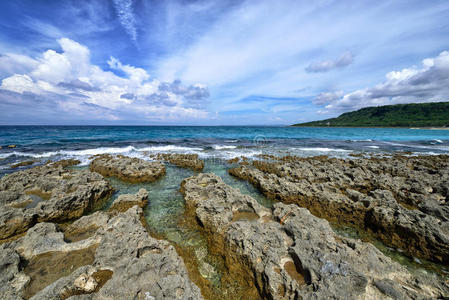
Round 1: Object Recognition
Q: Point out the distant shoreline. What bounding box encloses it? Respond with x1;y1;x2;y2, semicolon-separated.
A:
409;127;449;130
292;102;449;128
291;125;449;130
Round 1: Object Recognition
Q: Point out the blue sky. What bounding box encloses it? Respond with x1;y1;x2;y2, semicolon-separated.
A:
0;0;449;125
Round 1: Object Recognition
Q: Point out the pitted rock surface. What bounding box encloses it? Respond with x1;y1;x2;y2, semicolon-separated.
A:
229;155;449;264
0;202;203;300
0;160;113;240
90;154;165;183
181;173;449;300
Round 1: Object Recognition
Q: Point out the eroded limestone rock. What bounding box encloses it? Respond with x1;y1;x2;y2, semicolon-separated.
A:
181;173;449;299
0;160;113;240
109;188;148;213
0;205;203;300
151;153;204;171
229;155;449;264
90;154;165;183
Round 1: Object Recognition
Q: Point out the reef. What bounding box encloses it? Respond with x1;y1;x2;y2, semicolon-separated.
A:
229;154;449;265
0;160;113;241
181;173;449;299
2;153;448;300
0;189;203;300
90;154;166;183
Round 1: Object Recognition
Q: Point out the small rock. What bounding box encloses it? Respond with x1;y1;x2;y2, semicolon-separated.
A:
151;153;204;171
90;154;165;182
74;273;98;292
109;188;148;213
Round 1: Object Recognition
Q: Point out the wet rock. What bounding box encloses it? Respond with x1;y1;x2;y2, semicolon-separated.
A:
49;158;81;168
0;205;203;299
226;157;240;164
109;188;148;213
90;154;165;183
10;161;36;169
181;173;449;299
0;161;113;240
229;155;449;264
151;153;204;171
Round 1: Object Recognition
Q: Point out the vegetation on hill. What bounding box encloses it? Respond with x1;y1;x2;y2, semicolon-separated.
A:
293;102;449;127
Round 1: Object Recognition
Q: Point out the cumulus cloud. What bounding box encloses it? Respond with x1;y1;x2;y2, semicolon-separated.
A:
320;50;449;113
0;38;209;123
112;0;137;41
0;53;39;78
305;51;354;73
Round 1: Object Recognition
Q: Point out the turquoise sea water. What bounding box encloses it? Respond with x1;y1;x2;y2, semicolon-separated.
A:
1;126;449;174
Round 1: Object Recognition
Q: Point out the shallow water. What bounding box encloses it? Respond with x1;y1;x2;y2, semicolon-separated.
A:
102;160;272;296
332;225;449;279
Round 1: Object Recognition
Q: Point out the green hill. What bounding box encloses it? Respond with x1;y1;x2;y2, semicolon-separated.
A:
292;102;449;127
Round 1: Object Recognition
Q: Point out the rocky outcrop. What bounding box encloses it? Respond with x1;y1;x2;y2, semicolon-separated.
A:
151;153;204;171
0;204;203;300
109;188;148;213
10;161;36;169
229;155;449;264
90;154;165;183
0;160;113;240
181;173;449;299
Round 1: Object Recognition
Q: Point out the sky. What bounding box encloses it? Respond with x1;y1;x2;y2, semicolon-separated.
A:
0;0;449;125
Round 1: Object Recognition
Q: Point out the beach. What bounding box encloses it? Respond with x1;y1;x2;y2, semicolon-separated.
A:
1;126;449;299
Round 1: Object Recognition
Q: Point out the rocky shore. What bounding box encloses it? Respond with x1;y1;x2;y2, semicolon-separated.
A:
182;173;449;299
0;160;113;241
0;176;203;299
229;155;449;266
1;154;448;299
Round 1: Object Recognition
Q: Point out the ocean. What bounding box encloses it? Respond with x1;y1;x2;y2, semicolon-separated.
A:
1;126;449;175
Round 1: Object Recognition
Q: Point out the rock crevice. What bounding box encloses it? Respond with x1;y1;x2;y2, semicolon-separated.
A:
229;155;449;264
181;173;449;299
0;193;203;300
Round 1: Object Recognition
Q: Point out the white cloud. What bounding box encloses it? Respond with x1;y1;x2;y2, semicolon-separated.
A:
108;56;150;85
0;53;39;78
0;38;209;123
312;91;344;105
305;51;354;73
22;17;64;39
112;0;137;41
322;51;449;113
1;74;41;94
150;0;449;124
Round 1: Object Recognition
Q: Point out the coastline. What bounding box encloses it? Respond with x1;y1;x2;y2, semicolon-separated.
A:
291;125;449;129
1;151;448;299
